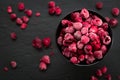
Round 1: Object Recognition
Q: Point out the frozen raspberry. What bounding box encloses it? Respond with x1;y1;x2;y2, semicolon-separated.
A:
18;2;25;11
105;74;112;80
65;26;75;33
90;76;98;80
10;32;17;40
74;17;82;22
39;62;47;70
20;23;27;30
40;55;50;64
82;22;91;28
109;18;118;27
32;37;42;49
68;43;77;53
49;7;55;15
80;8;89;19
3;67;9;72
84;44;92;54
10;61;17;69
42;37;51;47
64;33;74;42
96;69;102;77
102;22;108;30
35;12;41;17
22;16;29;23
61;19;69;26
96;2;103;10
62;48;71;58
25;9;33;17
74;31;81;40
94;50;103;59
70;57;78;64
89;32;98;41
78;54;85;61
89;26;98;33
81;35;90;44
16;18;23;25
71;12;80;20
48;1;56;8
77;41;84;49
57;36;63;45
73;22;82;30
100;66;108;74
101;45;107;54
112;8;120;16
81;27;89;34
103;35;111;45
87;55;95;63
105;17;110;22
10;13;17;20
92;18;103;26
55;6;62;15
7;6;12;14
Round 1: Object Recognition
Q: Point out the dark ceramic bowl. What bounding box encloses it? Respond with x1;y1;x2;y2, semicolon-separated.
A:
56;10;112;66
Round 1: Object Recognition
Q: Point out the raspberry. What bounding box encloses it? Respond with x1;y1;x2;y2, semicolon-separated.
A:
77;41;84;49
89;26;98;33
49;7;55;15
10;61;17;69
21;16;29;23
61;19;69;26
10;32;17;40
92;18;103;26
81;35;90;44
40;55;50;64
16;18;23;25
32;37;42;49
74;31;81;40
7;6;12;14
94;50;103;59
3;67;9;72
20;23;27;30
80;8;89;19
90;76;98;80
48;1;56;8
87;55;95;63
35;12;41;17
64;33;74;42
57;36;63;45
103;35;111;45
71;12;80;20
42;37;51;47
101;45;107;54
62;48;71;58
78;54;85;61
73;22;82;30
96;69;102;77
100;66;108;74
39;62;47;70
18;2;25;11
96;2;103;10
84;44;92;54
68;43;77;53
102;22;108;30
81;27;89;34
25;9;33;17
70;57;78;64
105;17;110;22
105;74;112;80
109;18;118;27
10;13;17;20
65;26;75;33
55;6;62;15
112;8;120;16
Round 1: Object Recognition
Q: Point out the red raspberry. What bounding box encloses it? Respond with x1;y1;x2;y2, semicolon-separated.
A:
78;54;85;61
96;69;103;77
84;44;92;54
18;2;25;11
20;23;27;30
39;62;47;70
80;8;89;19
10;61;17;69
77;41;84;49
55;6;62;16
49;7;55;15
21;16;29;23
70;57;78;64
81;27;89;34
105;74;112;80
10;13;17;20
102;22;108;30
25;9;33;17
87;55;95;63
94;50;103;59
101;45;107;55
32;37;42;49
64;33;74;42
103;35;111;45
74;31;81;40
109;18;118;27
96;2;103;10
7;6;12;14
68;43;77;53
71;12;80;20
105;17;110;22
100;66;108;74
40;55;50;64
42;37;51;47
57;36;63;45
61;19;69;27
90;76;98;80
81;35;90;44
16;18;23;25
62;48;71;58
112;8;120;16
65;26;75;33
89;32;99;41
35;12;41;17
92;18;103;26
89;26;98;33
3;67;9;72
10;32;17;40
73;22;82;30
48;1;56;8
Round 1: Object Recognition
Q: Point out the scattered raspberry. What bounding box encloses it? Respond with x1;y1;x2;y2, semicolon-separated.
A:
32;37;42;49
7;6;12;14
25;9;33;17
40;55;50;64
55;6;62;16
16;18;23;25
10;61;17;69
10;32;17;40
48;1;56;8
3;67;9;72
39;62;47;71
35;12;41;17
18;2;25;11
42;37;51;47
109;18;118;27
10;13;17;20
112;8;120;16
20;23;27;30
96;2;103;10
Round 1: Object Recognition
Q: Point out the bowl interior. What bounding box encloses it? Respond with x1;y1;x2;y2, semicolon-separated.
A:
56;10;112;66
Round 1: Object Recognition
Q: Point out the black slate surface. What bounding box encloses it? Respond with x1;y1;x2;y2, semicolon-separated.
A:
0;0;120;80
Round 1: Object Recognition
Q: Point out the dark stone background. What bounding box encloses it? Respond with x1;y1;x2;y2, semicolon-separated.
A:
0;0;120;80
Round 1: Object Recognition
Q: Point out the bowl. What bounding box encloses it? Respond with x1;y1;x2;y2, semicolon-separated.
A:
56;9;112;66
